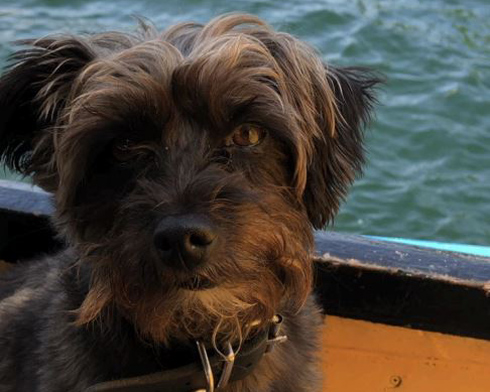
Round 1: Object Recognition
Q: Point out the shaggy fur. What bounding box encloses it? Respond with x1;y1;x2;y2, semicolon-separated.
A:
0;14;380;392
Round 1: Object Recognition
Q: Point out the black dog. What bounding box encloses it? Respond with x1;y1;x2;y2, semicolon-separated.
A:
0;14;379;392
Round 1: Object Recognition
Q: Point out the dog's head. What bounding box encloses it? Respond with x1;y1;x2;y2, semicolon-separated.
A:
0;14;380;344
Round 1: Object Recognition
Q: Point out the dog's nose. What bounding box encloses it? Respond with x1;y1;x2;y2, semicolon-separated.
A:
153;214;217;270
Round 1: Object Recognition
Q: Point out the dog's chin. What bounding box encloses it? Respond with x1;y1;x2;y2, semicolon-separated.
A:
177;275;218;291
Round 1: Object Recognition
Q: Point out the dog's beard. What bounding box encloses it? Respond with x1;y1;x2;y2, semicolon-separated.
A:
76;263;296;346
75;241;311;346
125;281;281;346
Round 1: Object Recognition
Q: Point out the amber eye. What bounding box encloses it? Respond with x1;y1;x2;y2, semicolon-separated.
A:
228;125;266;147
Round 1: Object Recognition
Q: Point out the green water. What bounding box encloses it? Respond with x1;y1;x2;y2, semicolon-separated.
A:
1;0;489;245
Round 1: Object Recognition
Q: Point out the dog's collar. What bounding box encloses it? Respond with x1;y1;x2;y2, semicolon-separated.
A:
85;315;287;392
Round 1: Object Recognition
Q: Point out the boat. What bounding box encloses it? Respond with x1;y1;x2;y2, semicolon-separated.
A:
1;179;489;391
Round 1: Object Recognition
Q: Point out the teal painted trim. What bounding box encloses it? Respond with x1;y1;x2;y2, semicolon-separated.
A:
367;236;490;258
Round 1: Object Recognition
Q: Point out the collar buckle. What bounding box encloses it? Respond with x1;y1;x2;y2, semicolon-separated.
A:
195;341;215;392
266;314;288;353
194;314;287;391
216;342;235;389
195;341;236;392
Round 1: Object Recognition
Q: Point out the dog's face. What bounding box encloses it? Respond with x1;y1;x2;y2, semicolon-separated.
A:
0;14;379;344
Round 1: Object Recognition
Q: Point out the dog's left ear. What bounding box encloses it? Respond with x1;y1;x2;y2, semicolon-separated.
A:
303;66;382;228
0;38;94;191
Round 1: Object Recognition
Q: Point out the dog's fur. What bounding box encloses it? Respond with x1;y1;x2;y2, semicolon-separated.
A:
0;14;380;392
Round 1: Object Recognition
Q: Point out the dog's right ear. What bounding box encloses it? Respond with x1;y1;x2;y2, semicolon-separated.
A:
0;38;94;191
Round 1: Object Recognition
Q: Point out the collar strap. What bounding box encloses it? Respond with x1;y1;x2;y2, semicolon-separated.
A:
85;315;287;392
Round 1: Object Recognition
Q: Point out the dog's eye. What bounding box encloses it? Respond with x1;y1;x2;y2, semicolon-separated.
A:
227;125;266;147
111;138;144;162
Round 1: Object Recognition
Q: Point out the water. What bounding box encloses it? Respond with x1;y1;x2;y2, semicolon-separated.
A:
1;0;489;245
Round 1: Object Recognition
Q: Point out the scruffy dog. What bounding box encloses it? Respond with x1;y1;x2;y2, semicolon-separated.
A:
0;14;379;392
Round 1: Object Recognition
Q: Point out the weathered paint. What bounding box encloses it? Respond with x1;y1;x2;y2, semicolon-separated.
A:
369;236;490;258
321;316;490;391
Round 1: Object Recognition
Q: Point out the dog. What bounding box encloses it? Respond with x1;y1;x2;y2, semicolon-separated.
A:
0;13;380;392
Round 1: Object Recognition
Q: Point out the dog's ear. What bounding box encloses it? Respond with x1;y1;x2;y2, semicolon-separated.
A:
303;66;382;228
0;38;94;191
254;31;382;229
